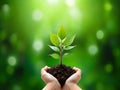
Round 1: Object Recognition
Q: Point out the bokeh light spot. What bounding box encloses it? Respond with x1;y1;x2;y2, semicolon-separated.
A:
96;30;104;39
69;8;81;20
2;4;10;13
105;64;113;73
33;39;43;52
66;0;76;8
105;2;112;12
47;0;59;5
13;85;21;90
8;56;17;66
32;10;43;21
88;45;98;55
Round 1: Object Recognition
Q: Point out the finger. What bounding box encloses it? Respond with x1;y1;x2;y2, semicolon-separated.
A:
73;67;79;71
66;67;81;83
41;68;45;74
41;66;50;73
75;68;81;81
42;72;58;83
47;66;50;69
41;67;57;79
41;67;48;75
44;66;49;71
73;67;81;75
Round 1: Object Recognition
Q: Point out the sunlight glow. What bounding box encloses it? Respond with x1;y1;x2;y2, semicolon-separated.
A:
33;39;43;52
96;30;104;40
32;10;43;21
8;56;17;66
69;8;81;20
105;2;112;12
13;85;21;90
88;45;98;55
2;4;10;13
2;4;10;14
66;0;76;8
47;0;59;5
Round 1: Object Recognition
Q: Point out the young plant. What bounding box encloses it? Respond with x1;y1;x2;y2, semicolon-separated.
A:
49;26;76;65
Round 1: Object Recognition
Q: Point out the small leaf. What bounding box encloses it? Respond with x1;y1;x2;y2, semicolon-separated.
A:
49;45;59;52
64;46;76;50
63;53;69;56
50;33;60;46
50;53;59;59
57;26;66;40
63;34;76;46
62;37;66;43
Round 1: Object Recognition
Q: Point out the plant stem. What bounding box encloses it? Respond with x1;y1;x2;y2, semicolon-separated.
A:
60;43;63;65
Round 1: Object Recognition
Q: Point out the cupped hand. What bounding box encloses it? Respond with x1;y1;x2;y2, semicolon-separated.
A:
41;66;82;90
62;67;82;90
41;66;61;90
41;66;59;84
66;67;81;84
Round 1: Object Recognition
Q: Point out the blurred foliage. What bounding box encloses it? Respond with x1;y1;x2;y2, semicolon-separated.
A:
0;0;120;90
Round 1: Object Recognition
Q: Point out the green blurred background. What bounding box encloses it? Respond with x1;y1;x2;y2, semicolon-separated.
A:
0;0;120;90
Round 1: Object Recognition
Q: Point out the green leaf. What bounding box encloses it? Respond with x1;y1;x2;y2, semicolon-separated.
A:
63;53;69;56
49;45;59;52
57;26;66;40
64;46;76;50
62;37;66;43
50;53;59;59
63;34;76;46
50;33;60;46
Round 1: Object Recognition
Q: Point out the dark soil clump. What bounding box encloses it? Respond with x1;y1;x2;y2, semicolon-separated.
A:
47;64;75;87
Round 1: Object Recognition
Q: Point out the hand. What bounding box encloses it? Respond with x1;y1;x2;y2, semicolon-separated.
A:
41;66;59;84
41;66;61;90
66;67;81;84
62;67;82;90
41;66;82;90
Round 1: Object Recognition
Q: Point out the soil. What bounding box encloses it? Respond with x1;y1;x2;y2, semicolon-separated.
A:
47;64;76;87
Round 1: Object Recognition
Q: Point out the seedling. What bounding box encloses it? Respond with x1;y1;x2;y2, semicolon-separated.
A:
49;26;76;65
47;25;76;87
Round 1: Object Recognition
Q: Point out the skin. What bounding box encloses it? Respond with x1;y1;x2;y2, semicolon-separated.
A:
41;66;61;90
62;67;82;90
41;66;82;90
